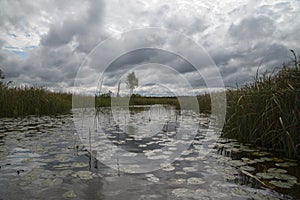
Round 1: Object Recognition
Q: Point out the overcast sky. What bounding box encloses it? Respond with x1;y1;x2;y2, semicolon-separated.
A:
0;0;299;96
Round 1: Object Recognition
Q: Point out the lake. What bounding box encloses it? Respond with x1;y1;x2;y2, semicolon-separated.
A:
0;105;299;199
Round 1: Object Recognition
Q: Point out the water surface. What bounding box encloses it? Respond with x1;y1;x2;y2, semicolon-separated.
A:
0;106;299;199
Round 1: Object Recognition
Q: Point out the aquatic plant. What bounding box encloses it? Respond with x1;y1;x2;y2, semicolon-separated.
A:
0;85;71;117
223;54;300;157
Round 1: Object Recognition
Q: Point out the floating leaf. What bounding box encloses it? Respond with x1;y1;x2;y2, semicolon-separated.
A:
267;168;287;174
275;174;297;183
43;177;63;186
62;190;77;198
73;171;93;180
275;162;297;168
187;177;205;185
269;180;294;189
256;173;275;180
172;188;194;198
239;166;255;172
224;174;236;180
72;162;87;168
182;167;197;172
228;160;246;167
231;187;248;196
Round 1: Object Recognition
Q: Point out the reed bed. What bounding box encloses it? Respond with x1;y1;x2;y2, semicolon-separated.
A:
0;85;71;117
223;61;300;157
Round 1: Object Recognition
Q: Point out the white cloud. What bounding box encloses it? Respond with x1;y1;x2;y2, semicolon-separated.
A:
0;0;299;95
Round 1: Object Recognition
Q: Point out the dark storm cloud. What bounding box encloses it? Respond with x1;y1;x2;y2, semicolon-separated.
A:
104;48;196;75
41;0;105;52
1;0;300;95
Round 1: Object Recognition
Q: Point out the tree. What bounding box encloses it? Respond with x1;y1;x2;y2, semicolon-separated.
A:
126;71;138;95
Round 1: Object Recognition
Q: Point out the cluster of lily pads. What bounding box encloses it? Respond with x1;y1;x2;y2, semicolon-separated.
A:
0;110;299;200
214;138;299;190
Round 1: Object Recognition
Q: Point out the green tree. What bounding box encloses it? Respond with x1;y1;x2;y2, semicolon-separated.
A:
126;71;138;95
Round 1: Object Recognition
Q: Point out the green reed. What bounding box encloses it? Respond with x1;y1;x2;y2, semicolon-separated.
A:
223;60;300;157
0;85;71;117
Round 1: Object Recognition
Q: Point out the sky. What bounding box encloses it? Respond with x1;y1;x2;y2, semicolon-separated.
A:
0;0;299;96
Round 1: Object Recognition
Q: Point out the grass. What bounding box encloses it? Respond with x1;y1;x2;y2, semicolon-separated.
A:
0;85;71;117
223;59;300;157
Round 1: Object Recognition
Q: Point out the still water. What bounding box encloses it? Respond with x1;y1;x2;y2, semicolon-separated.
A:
0;105;299;199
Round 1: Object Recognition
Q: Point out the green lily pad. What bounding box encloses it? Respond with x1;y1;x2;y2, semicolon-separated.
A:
187;177;205;185
253;158;265;163
62;190;77;198
172;188;194;198
162;165;175;172
169;178;186;184
260;157;273;162
73;171;93;180
251;193;281;200
252;152;270;157
223;167;239;175
224;174;237;180
269;180;294;189
231;187;248;197
72;162;87;168
43;177;63;187
241;157;250;162
228;160;246;167
275;174;297;183
267;168;287;174
275;162;297;168
146;174;160;183
182;167;197;172
256;172;275;180
239;166;256;172
58;170;73;177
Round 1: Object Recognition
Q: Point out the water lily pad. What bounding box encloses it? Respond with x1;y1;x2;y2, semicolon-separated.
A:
223;167;239;175
72;162;87;168
182;167;197;172
269;180;294;189
275;162;297;168
241;157;250;162
73;171;93;180
275;174;297;183
146;174;160;183
253;158;265;163
161;165;175;172
239;166;256;172
231;187;248;197
260;157;273;162
256;172;275;180
187;177;205;185
62;190;77;198
43;177;63;186
252;152;270;157
172;188;194;198
228;160;246;167
224;174;237;180
251;193;281;200
267;168;287;174
59;170;73;177
169;178;186;184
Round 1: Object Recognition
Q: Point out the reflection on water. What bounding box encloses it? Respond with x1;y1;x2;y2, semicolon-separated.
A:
0;106;298;200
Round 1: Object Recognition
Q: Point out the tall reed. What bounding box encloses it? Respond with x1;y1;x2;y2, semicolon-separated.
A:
223;59;300;157
0;85;71;117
